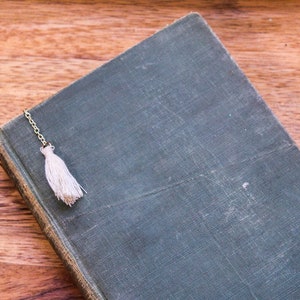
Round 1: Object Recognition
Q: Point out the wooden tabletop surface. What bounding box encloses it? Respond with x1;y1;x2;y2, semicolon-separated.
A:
1;1;299;299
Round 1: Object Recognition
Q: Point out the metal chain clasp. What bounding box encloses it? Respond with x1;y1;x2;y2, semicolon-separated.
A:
24;110;48;146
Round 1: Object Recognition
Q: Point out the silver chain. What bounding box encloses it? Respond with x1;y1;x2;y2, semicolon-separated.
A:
24;110;48;146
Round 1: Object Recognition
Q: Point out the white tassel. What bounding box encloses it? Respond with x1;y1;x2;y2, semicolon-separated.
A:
40;144;83;206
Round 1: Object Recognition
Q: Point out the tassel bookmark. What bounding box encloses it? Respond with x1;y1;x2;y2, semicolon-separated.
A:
24;110;84;206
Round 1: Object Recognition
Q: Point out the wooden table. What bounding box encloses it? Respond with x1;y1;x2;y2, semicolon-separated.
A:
1;1;299;299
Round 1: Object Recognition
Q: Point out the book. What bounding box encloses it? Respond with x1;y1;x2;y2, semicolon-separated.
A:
1;13;299;299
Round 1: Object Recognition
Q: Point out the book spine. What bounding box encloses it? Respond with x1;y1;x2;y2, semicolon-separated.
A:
0;129;105;300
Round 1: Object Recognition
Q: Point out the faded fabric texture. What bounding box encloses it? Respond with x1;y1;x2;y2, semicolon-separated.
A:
1;13;300;300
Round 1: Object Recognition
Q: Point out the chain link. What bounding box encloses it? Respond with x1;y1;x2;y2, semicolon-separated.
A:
24;110;48;146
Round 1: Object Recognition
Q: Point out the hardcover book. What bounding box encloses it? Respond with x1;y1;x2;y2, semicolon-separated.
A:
1;13;299;300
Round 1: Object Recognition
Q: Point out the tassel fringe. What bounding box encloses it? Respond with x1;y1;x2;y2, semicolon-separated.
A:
40;144;83;206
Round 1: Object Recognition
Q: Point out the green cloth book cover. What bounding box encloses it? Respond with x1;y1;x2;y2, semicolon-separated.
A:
1;13;299;300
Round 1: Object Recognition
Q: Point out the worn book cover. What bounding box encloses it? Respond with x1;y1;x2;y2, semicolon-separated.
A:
0;13;299;300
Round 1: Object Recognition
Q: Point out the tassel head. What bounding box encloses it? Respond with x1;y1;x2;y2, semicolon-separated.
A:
40;144;83;206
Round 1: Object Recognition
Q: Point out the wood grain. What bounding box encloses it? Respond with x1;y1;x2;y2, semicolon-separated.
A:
0;1;299;299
